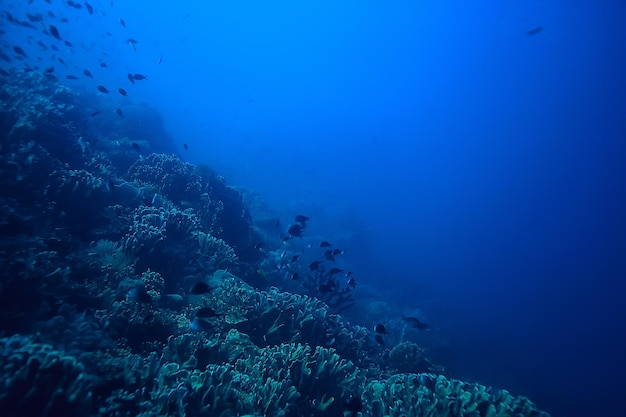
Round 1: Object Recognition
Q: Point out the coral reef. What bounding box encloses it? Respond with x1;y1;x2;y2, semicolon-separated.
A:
0;69;551;417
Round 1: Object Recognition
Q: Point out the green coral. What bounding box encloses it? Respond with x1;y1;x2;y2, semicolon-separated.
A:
362;373;550;417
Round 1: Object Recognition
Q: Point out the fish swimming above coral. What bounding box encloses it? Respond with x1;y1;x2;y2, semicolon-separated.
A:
287;223;304;238
402;315;433;331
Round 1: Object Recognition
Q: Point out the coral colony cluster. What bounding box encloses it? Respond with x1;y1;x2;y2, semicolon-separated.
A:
0;69;550;416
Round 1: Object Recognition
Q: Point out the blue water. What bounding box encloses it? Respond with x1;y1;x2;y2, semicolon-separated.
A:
3;1;626;416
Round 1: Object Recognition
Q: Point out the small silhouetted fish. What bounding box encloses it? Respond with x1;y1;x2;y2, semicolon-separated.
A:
37;41;48;50
133;73;148;80
418;374;435;391
58;57;65;64
290;254;299;263
100;62;107;67
374;334;385;346
294;214;309;226
97;85;108;93
309;261;321;271
128;286;151;303
347;277;357;288
343;396;363;416
190;282;212;295
118;88;127;96
49;24;61;40
67;0;82;8
120;18;126;28
131;142;141;151
183;143;188;151
66;75;78;80
402;316;433;331
157;55;162;65
291;272;299;280
13;46;27;57
142;312;154;323
323;249;335;262
526;25;543;36
127;73;134;84
320;241;332;247
51;44;59;51
318;284;332;293
90;111;100;117
64;40;73;47
26;13;44;22
287;224;303;238
48;11;55;17
328;268;343;275
374;324;387;335
116;108;123;118
196;307;223;319
45;66;54;73
83;69;92;77
332;248;344;256
189;317;212;332
85;2;94;15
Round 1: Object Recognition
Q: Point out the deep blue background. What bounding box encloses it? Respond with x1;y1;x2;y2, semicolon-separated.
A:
3;1;626;416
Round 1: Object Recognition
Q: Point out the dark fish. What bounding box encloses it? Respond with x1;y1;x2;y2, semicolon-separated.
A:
190;282;212;295
100;62;107;67
142;312;154;323
402;316;433;331
132;73;148;80
26;13;44;22
309;261;321;271
120;18;126;28
195;307;223;319
374;324;387;335
37;41;48;50
127;73;135;84
47;11;55;17
157;55;162;65
418;374;435;391
66;75;78;80
183;143;188;151
116;108;123;118
347;277;357;288
64;40;73;47
253;242;263;250
291;272;299;280
374;334;385;346
526;25;543;36
328;267;343;275
58;57;66;64
189;317;212;332
320;241;332;247
45;66;54;73
332;248;344;256
318;284;332;293
51;44;59;51
287;224;303;238
131;142;141;151
127;286;151;303
323;249;335;262
67;0;82;8
49;25;61;40
118;88;127;96
83;69;93;77
294;214;309;226
97;85;109;93
13;46;27;58
90;111;100;117
290;254;299;263
343;396;363;416
85;3;94;15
